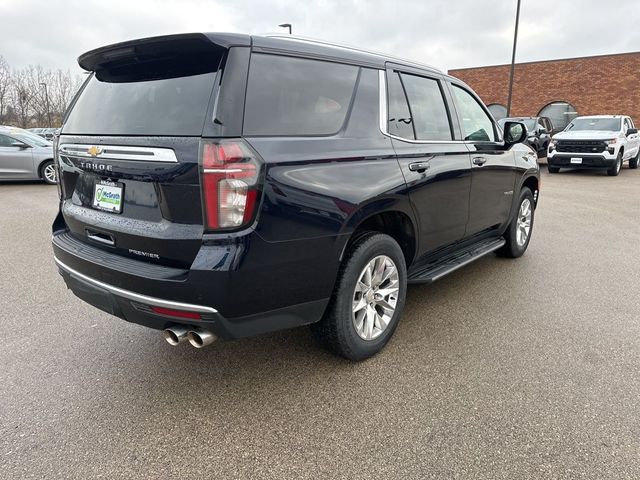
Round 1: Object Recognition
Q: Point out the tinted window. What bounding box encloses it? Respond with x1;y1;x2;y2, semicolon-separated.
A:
399;73;451;141
0;134;14;147
541;117;553;132
387;72;414;140
63;71;218;136
12;131;52;147
451;85;494;142
244;54;359;136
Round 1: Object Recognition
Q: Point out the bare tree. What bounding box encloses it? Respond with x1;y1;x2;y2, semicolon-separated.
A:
11;67;37;128
0;58;84;128
0;56;10;123
48;69;82;125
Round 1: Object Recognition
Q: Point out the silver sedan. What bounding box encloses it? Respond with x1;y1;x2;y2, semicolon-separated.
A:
0;126;57;184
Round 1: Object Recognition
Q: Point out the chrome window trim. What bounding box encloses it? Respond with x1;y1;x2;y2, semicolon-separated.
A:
377;70;465;145
54;257;218;314
58;144;178;163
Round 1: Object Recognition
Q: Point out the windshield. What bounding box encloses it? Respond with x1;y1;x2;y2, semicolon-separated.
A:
10;130;52;147
565;118;621;132
498;118;537;132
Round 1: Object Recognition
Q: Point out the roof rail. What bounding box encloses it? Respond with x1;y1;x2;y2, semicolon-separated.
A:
264;34;442;73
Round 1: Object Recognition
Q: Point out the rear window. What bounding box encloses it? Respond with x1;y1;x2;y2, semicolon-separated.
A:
63;68;218;136
243;54;359;136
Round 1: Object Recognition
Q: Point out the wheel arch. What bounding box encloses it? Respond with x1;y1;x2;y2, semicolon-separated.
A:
340;202;418;267
37;158;55;179
520;174;540;207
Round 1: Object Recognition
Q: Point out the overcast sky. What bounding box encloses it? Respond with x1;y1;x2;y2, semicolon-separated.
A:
2;0;639;73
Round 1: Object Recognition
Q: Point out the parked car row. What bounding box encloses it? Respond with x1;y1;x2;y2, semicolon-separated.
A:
5;33;637;360
0;126;57;184
28;127;60;141
497;113;639;177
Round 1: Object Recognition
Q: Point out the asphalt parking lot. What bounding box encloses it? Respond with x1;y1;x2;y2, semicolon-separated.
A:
2;165;640;479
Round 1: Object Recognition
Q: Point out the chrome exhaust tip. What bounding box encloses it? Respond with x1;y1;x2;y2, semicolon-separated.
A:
187;329;217;348
163;326;189;346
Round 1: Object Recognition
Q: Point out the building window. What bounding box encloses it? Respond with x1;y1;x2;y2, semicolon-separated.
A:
487;103;507;120
538;102;578;132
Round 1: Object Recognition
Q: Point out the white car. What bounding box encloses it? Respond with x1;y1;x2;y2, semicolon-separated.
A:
547;115;640;176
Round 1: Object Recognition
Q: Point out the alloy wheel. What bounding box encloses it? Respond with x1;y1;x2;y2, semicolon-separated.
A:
352;255;399;341
43;163;57;184
516;198;532;247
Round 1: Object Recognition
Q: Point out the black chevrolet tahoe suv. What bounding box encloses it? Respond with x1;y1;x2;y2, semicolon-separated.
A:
52;33;539;360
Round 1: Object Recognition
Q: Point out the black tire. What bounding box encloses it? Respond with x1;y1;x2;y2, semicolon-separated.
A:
40;160;57;185
311;232;407;361
547;165;560;173
607;152;623;176
497;188;535;259
629;151;639;169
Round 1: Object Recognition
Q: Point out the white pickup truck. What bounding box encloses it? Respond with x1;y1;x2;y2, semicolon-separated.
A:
547;115;640;176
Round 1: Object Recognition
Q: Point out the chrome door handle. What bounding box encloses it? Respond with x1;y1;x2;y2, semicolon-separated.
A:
408;161;431;172
472;157;487;166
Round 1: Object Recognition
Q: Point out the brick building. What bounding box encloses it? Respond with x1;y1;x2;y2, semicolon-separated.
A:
448;51;640;132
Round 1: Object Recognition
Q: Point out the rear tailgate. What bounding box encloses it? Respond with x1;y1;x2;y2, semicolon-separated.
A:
56;33;247;268
57;135;203;268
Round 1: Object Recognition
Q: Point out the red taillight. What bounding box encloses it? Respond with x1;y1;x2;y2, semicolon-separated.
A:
201;140;261;230
150;306;202;320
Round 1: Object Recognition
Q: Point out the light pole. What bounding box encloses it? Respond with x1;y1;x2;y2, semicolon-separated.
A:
506;0;521;117
39;82;52;127
278;23;292;35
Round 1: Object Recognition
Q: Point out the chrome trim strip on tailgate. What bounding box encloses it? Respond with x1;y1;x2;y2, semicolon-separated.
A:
58;144;178;162
54;257;218;314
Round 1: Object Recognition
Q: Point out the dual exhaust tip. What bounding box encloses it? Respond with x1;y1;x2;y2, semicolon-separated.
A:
163;326;217;348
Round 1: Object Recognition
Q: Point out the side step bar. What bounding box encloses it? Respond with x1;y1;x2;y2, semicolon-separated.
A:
407;237;506;284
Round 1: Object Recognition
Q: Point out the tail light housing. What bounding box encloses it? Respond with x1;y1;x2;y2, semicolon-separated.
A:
200;139;262;231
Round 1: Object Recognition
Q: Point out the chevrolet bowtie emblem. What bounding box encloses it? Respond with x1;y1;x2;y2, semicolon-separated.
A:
87;145;103;157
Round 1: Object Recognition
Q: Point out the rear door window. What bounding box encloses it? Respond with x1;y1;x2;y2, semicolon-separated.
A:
398;73;452;141
387;72;415;140
243;54;359;136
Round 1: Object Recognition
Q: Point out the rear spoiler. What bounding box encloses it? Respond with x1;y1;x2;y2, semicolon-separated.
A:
78;32;251;72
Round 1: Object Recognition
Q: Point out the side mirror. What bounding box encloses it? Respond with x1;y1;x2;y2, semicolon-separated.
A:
503;121;527;146
10;141;29;149
627;128;638;136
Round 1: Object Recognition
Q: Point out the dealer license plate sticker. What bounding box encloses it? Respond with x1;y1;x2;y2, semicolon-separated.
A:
570;157;582;164
93;181;124;213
